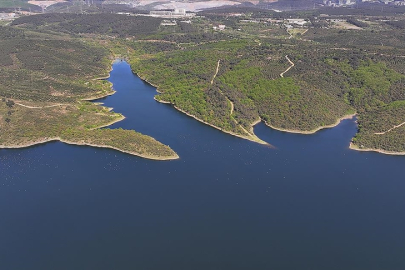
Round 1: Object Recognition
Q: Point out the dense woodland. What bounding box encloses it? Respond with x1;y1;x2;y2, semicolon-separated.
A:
3;10;405;153
127;14;405;152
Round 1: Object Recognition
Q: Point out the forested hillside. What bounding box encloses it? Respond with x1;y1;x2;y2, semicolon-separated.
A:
6;10;405;154
131;40;354;139
127;16;405;152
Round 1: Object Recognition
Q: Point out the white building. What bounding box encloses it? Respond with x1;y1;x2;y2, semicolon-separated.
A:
286;19;308;26
0;13;17;20
150;8;189;17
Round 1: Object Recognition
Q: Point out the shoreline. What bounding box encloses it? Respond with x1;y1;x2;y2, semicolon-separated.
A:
82;89;116;102
135;73;160;89
131;69;269;145
89;115;126;130
129;63;405;157
83;58;121;101
91;58;121;81
0;137;179;160
131;65;269;145
174;105;269;145
264;113;356;135
349;142;405;156
250;118;262;134
153;96;269;145
154;96;171;104
136;67;354;145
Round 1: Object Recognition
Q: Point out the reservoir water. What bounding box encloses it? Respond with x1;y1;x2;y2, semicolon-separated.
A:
1;61;405;270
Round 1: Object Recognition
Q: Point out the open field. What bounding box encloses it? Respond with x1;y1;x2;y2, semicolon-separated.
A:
332;20;363;30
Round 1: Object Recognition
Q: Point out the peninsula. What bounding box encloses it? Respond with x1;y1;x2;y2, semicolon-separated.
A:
0;24;178;160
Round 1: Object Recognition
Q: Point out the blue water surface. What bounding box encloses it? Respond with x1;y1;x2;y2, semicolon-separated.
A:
1;61;404;270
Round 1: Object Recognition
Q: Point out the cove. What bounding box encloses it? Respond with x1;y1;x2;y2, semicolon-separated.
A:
1;61;405;270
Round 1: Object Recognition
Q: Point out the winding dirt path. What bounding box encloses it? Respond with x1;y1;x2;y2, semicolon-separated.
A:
230;99;234;115
208;59;254;138
211;60;221;85
210;60;235;119
374;121;405;135
280;55;295;78
137;40;177;44
286;29;293;40
210;60;236;119
15;103;66;109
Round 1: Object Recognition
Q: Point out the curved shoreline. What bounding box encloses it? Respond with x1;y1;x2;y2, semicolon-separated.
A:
152;96;269;145
173;105;269;145
156;97;356;145
82;89;116;102
0;138;179;160
349;142;405;156
89;115;126;130
137;69;355;145
78;63;180;160
136;70;269;145
115;62;404;156
0;60;179;161
264;113;356;135
82;58;121;101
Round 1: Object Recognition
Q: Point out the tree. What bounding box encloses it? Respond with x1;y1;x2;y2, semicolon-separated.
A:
6;100;14;108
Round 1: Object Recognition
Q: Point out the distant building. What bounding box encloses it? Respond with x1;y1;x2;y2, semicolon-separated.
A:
174;9;186;16
161;20;177;26
150;10;172;16
240;19;260;23
0;13;17;20
150;8;188;17
323;0;356;6
286;19;308;26
213;24;226;30
268;19;284;24
393;1;405;5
